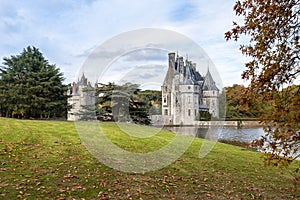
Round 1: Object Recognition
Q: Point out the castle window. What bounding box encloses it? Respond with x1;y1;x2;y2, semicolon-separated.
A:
188;86;191;90
188;109;191;116
165;86;168;92
163;95;167;105
164;109;168;115
188;96;191;103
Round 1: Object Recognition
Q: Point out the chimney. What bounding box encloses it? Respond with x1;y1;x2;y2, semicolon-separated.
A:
179;57;184;73
72;82;76;94
168;52;175;69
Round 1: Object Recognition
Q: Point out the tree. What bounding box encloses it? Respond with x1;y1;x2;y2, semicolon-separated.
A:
96;82;151;125
225;84;262;119
96;82;116;121
0;46;68;119
136;90;162;115
77;105;97;121
129;97;151;125
225;0;299;187
112;82;140;122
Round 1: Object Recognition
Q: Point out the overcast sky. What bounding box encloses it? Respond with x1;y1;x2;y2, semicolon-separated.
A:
0;0;250;88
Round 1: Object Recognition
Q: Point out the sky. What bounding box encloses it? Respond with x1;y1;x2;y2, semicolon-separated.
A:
0;0;250;89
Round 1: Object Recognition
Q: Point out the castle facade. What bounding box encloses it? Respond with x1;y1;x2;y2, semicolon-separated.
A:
67;74;96;121
161;52;219;125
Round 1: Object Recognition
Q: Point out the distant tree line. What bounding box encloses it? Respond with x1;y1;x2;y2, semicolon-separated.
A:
0;46;69;119
219;84;299;122
219;84;261;119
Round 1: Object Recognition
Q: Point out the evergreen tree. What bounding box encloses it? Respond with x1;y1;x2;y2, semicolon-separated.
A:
137;90;162;115
77;105;97;121
0;46;68;119
96;82;151;124
96;82;116;121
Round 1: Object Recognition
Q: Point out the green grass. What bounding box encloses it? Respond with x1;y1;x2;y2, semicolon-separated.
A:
0;118;299;199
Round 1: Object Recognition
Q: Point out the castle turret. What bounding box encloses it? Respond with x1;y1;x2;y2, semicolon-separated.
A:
67;73;96;121
202;68;219;118
161;53;176;120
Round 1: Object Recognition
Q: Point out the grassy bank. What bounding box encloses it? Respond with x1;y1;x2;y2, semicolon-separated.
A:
0;118;299;199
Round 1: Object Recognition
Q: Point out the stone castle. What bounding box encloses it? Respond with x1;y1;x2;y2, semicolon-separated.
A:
67;73;96;121
159;52;219;125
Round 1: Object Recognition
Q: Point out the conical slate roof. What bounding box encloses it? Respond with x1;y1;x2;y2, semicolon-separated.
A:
203;69;219;91
183;61;195;84
78;73;88;86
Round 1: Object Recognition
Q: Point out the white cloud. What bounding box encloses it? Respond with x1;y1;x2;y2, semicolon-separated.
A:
0;0;247;87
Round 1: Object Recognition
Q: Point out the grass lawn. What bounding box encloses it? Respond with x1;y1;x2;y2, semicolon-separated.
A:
0;118;299;199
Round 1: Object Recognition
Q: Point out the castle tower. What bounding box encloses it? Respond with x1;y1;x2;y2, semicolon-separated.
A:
161;53;176;124
202;68;219;118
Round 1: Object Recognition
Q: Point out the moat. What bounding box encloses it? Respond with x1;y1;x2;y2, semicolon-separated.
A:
164;126;264;143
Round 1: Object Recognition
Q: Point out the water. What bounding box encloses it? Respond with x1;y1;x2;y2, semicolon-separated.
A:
164;126;265;143
164;126;299;160
217;128;265;143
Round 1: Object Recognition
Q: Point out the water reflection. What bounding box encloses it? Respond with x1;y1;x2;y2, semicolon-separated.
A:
164;126;299;160
164;126;265;143
218;128;265;143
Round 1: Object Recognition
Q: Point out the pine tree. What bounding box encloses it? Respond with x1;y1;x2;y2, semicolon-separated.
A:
0;46;68;119
96;82;151;124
